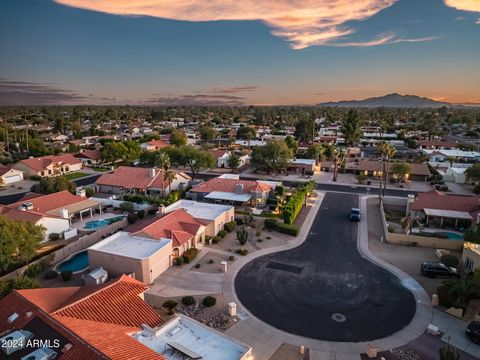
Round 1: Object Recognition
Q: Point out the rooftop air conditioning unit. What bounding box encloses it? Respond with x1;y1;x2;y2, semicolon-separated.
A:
21;347;57;360
21;202;33;211
0;330;34;355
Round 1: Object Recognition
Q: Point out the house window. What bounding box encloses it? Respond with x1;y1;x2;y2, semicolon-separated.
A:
464;257;474;272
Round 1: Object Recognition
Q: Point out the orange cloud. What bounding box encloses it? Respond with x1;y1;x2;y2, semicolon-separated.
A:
444;0;480;12
54;0;399;49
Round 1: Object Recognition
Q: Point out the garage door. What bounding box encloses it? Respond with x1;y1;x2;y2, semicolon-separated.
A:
149;255;171;282
4;175;21;184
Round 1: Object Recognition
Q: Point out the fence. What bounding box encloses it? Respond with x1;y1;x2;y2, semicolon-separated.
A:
0;218;128;281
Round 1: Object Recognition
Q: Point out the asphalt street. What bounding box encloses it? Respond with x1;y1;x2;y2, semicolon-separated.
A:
235;192;416;342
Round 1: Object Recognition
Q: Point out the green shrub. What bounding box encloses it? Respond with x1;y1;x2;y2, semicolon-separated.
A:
195;263;201;269
217;230;227;238
235;218;244;225
266;236;271;240
44;270;58;279
277;223;300;236
182;248;199;264
235;248;248;256
24;264;39;278
211;236;221;244
264;219;278;230
120;202;135;212
208;259;214;264
48;233;60;241
61;270;73;282
137;210;145;219
162;299;178;314
257;239;263;242
176;257;184;266
441;254;459;268
182;296;195;306
127;212;138;224
205;235;212;243
203;296;216;307
228;255;235;261
30;175;42;181
236;226;248;245
224;221;236;232
473;183;480;194
282;188;307;224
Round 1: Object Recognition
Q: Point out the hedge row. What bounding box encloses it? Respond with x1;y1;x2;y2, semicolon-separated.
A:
282;189;306;224
263;219;299;236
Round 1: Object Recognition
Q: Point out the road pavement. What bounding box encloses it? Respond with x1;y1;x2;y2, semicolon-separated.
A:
235;192;416;342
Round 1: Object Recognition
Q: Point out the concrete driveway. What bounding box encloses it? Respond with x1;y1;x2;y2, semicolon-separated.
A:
235;192;416;342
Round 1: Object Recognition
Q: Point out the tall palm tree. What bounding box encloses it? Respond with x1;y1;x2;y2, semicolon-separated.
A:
163;170;176;194
333;148;345;182
377;141;388;199
382;144;397;198
155;152;170;171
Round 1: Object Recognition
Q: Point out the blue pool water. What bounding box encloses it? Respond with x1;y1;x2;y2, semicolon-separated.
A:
58;251;89;273
445;232;464;240
84;215;125;230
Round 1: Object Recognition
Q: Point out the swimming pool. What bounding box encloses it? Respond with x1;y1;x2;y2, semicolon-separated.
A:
445;232;464;240
84;215;125;230
57;251;89;273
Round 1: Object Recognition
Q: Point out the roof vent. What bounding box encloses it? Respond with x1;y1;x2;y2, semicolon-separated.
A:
62;343;73;353
149;168;156;178
235;183;244;194
7;312;19;323
25;311;33;319
20;202;33;211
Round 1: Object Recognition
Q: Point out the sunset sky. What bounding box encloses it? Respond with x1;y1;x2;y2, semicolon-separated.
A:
0;0;479;106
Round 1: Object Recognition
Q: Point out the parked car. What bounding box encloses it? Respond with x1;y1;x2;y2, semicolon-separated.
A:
466;321;480;344
350;208;361;221
420;262;458;278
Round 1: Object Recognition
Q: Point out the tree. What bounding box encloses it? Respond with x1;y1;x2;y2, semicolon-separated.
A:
251;140;293;174
236;126;256;147
442;277;479;309
163;170;176;193
284;135;298;154
341;109;363;147
236;226;248;245
199;126;218;143
466;163;480;183
0;216;45;272
31;177;76;195
332;148;345;182
391;162;412;182
155;152;171;171
165;146;214;180
294;116;314;143
380;143;396;198
439;341;461;360
162;299;178;315
101;140;141;164
464;225;480;244
227;153;240;172
169;129;187;147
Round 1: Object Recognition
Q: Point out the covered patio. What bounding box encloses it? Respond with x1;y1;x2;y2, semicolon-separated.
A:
424;208;472;229
204;191;252;206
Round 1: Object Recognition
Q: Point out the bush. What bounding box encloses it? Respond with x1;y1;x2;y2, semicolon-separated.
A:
182;248;199;264
44;270;58;279
205;235;212;243
236;226;248;245
203;296;216;307
235;218;244;225
257;239;263;242
127;212;138;224
474;183;480;195
235;248;248;256
30;175;42;181
147;208;156;215
277;223;300;236
211;236;221;244
208;259;214;264
176;257;184;266
195;263;201;269
48;233;60;241
264;219;278;230
182;296;195;306
441;254;459;268
228;255;235;261
120;202;135;212
217;230;227;238
162;300;178;314
24;264;39;278
283;188;307;224
137;210;145;219
61;270;73;282
224;221;236;233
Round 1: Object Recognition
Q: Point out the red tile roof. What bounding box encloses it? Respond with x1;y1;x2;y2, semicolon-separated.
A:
19;154;82;172
96;166;190;190
147;139;169;149
9;190;89;215
211;150;228;159
0;163;13;177
417;140;457;148
0;275;165;360
357;160;431;176
190;177;272;194
130;209;203;247
0;205;45;223
411;190;480;218
75;150;102;160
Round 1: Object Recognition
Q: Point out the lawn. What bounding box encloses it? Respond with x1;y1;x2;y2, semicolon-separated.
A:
63;172;90;180
91;167;112;172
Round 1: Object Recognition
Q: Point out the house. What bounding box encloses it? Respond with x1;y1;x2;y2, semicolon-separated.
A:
41;133;69;142
13;154;83;177
213;150;249;168
417;139;458;150
287;159;316;174
0;275;167;360
0;164;24;185
187;177;272;206
74;149;103;165
128;209;205;263
141;139;170;151
408;190;480;230
462;242;480;273
88;232;172;283
165;199;234;237
423;149;480;163
6;190;102;240
95;166;191;196
355;160;431;181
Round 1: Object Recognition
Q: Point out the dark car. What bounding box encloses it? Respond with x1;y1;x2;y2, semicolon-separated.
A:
466;321;480;343
420;262;458;278
350;208;361;221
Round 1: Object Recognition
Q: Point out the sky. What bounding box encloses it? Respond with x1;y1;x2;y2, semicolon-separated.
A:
0;0;479;106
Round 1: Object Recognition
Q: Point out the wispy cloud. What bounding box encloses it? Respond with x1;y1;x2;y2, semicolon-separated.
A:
54;0;401;49
0;78;88;105
203;85;259;94
444;0;480;12
328;33;443;47
141;93;247;106
476;18;480;24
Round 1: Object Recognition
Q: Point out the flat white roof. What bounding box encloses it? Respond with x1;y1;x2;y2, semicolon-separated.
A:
424;149;480;158
88;232;171;259
132;315;251;360
165;200;233;221
204;191;251;202
424;208;472;220
291;158;315;165
218;174;240;179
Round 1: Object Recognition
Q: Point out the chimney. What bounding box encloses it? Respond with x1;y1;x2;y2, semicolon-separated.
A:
156;205;166;217
76;188;86;197
149;168;156;178
406;194;415;217
235;183;244;194
60;208;69;219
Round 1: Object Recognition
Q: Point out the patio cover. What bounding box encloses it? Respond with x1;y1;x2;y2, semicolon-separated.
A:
46;199;101;216
204;191;251;202
424;208;472;220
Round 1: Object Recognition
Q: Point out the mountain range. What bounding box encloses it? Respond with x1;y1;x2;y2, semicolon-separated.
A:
318;93;450;108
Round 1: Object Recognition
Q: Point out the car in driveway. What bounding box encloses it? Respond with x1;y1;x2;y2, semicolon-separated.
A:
350;208;361;221
420;262;458;278
466;321;480;343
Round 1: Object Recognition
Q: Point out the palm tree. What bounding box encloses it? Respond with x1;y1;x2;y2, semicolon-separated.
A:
163;170;176;194
382;144;396;198
333;148;345;182
442;277;480;309
155;152;170;171
376;141;388;199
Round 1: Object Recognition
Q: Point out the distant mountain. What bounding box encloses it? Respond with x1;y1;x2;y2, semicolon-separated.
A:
318;93;450;108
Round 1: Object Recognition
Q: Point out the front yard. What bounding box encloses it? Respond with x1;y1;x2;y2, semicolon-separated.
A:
63;171;90;180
